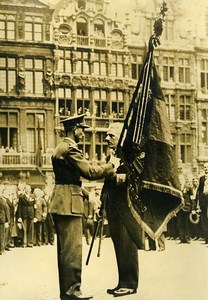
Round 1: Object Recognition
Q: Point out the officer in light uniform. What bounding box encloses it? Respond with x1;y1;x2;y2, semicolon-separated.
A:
50;114;114;300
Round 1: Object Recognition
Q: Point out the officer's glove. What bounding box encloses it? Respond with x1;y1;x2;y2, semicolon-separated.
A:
4;222;9;228
109;155;120;170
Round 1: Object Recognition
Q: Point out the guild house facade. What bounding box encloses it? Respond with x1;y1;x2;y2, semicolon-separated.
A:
0;0;208;187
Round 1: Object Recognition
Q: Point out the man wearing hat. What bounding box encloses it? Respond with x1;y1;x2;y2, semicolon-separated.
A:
100;122;139;297
50;114;114;300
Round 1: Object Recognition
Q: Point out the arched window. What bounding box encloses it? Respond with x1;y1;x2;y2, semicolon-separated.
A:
94;19;105;37
77;17;88;36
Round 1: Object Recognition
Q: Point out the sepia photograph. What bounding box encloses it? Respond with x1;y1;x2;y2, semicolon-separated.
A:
0;0;208;299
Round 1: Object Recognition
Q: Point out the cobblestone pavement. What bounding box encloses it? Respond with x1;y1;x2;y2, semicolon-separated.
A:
0;237;208;300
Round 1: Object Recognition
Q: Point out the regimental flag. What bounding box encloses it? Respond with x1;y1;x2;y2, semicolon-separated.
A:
116;2;183;244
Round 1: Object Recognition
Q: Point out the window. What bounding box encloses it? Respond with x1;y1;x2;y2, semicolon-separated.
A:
163;57;174;82
162;20;174;41
201;109;208;145
58;49;72;73
145;18;153;38
95;132;108;161
0;57;16;94
0;14;16;40
179;95;191;121
25;58;44;95
77;17;88;36
76;88;91;115
111;53;124;77
94;19;105;39
0;111;18;150
59;88;72;116
26;113;45;152
200;59;208;93
93;52;107;76
179;58;191;83
180;133;192;163
94;90;107;117
78;132;92;159
75;51;90;75
165;94;175;121
131;54;143;80
111;91;124;118
25;16;43;42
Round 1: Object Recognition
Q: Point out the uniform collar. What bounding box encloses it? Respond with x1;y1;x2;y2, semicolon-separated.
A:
63;137;77;145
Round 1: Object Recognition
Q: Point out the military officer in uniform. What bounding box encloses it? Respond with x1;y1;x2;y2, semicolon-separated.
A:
50;114;114;300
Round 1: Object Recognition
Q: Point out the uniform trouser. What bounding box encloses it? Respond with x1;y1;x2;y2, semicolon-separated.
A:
52;214;82;299
106;204;139;290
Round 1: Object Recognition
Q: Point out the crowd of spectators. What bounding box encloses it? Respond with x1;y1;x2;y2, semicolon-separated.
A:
1;167;208;255
166;175;205;244
0;181;55;255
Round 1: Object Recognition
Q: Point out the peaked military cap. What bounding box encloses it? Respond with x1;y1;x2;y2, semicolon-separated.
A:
60;114;89;132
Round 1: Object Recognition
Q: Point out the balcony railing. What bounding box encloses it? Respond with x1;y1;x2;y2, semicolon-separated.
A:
0;153;52;168
95;118;110;128
76;36;107;48
77;35;89;46
94;37;106;48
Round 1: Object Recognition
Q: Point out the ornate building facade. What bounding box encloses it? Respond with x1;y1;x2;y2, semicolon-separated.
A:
0;0;208;186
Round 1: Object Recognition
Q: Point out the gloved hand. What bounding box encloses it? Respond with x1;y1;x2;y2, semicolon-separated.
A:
89;196;101;208
4;222;9;228
17;222;22;230
33;218;38;223
18;218;22;223
109;155;120;170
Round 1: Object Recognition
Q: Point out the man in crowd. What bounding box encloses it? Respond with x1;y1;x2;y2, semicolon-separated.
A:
197;162;208;244
16;183;36;248
177;177;193;244
189;177;203;240
50;114;114;300
0;185;10;255
100;122;139;297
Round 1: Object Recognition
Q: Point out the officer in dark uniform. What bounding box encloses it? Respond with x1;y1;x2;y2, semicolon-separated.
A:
50;114;114;300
